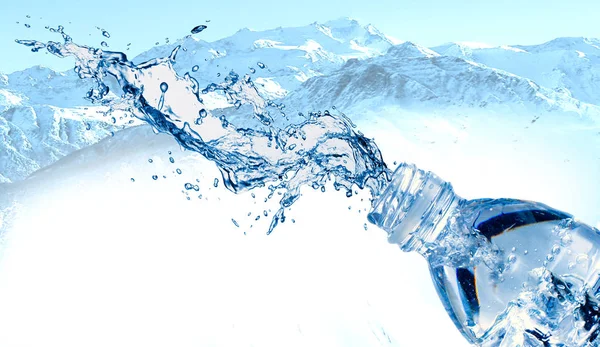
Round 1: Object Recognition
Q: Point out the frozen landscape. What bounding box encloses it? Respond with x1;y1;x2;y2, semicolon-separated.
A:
1;17;599;346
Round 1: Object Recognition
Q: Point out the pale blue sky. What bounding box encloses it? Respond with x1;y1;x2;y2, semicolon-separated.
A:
1;0;599;73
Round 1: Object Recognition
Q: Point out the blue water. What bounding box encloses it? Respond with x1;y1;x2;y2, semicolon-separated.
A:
16;26;390;234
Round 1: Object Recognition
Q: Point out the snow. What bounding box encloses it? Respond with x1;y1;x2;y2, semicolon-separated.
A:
0;125;469;347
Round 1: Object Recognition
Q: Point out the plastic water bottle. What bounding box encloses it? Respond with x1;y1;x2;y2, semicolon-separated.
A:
368;163;600;346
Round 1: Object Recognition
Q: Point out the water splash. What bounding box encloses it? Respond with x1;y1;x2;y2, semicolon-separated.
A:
17;28;390;233
191;25;207;34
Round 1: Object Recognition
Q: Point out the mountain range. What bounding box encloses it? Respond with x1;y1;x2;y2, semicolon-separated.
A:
1;17;600;183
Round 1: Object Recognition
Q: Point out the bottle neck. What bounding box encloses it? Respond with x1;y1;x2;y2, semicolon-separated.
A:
368;163;463;253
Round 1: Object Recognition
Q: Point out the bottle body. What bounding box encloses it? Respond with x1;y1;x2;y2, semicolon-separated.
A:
368;164;600;345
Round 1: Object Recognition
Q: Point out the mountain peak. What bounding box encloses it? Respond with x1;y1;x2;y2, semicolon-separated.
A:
387;41;439;58
512;37;600;54
321;17;361;29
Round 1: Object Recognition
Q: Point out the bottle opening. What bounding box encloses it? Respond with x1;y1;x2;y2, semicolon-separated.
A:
368;163;461;252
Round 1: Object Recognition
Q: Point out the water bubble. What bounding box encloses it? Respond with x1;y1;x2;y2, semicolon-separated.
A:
257;62;266;69
263;210;268;217
561;234;573;246
576;254;589;264
111;117;116;124
176;168;182;174
101;41;108;47
193;185;200;191
551;245;561;255
160;82;169;92
217;72;221;77
148;158;153;163
214;178;219;187
26;15;31;18
364;223;368;230
523;250;529;255
192;65;199;72
191;25;208;34
249;67;256;74
85;123;91;130
24;24;31;28
130;178;135;182
169;157;175;163
320;186;326;193
184;183;193;190
102;30;110;38
346;190;352;197
152;175;158;180
507;254;517;263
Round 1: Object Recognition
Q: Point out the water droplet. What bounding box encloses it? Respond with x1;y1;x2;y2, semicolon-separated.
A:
101;41;108;47
192;65;199;72
199;109;207;118
111;117;116;124
523;250;529;255
364;223;368;230
249;67;256;74
148;158;153;163
26;15;31;18
160;82;168;93
346;190;352;197
169;157;175;163
191;25;208;34
130;178;135;182
217;72;221;77
24;24;31;28
176;168;182;174
551;245;561;255
102;30;110;38
507;254;517;263
85;123;91;130
214;178;219;187
232;219;239;227
184;183;193;190
152;175;158;180
257;62;266;69
320;186;326;193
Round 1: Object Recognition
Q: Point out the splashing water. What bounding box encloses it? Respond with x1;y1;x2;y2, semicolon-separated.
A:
17;28;390;234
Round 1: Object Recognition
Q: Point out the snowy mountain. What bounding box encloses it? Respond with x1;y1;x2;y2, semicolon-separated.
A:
133;18;397;98
281;41;600;119
431;37;600;105
2;18;600;185
0;105;118;183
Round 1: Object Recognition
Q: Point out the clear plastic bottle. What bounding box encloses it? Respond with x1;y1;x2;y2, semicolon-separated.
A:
368;163;600;346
